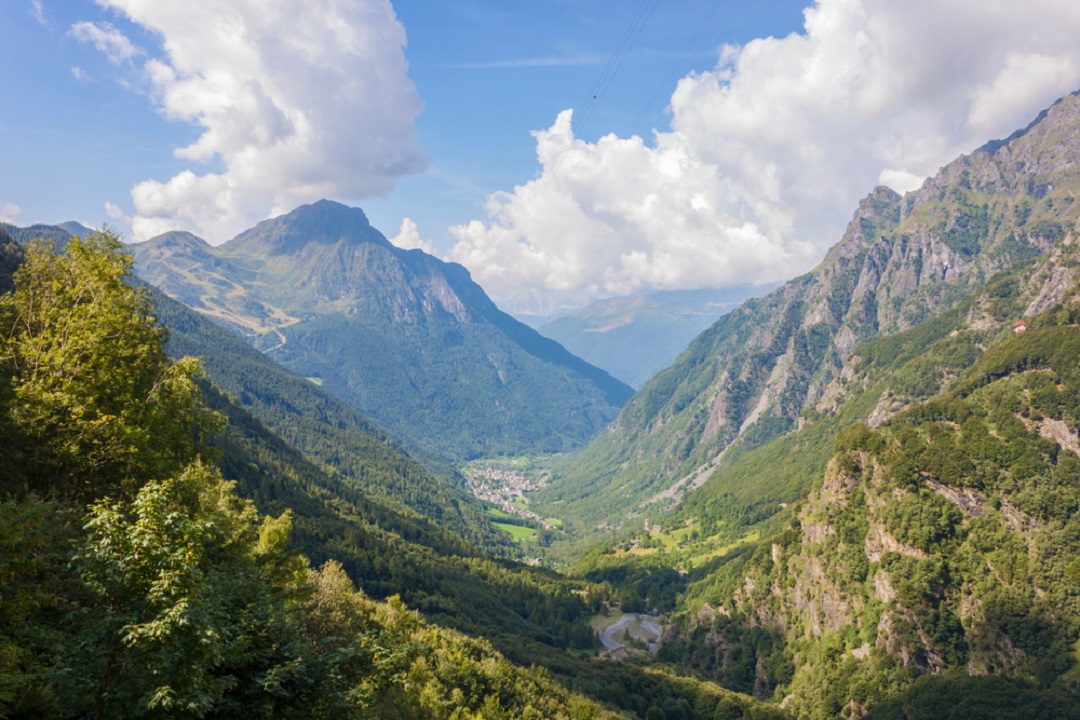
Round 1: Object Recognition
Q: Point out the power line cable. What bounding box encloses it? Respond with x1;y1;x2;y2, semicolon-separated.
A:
631;0;726;133
576;0;660;135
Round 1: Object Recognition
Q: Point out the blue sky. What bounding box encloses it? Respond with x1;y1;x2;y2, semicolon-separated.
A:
4;1;1080;313
365;0;809;236
0;1;806;235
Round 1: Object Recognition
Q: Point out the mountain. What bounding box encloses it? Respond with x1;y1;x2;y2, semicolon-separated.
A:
1;223;796;720
1;222;73;248
6;222;512;554
0;226;21;293
149;287;512;554
58;221;94;236
0;231;637;720
658;249;1080;718
133;201;633;460
541;92;1080;531
554;92;1080;717
538;287;768;388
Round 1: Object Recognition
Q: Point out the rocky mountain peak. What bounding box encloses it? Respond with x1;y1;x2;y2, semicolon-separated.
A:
146;230;211;251
226;199;390;256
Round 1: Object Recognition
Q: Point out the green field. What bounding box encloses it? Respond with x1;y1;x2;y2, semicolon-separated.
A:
493;522;537;541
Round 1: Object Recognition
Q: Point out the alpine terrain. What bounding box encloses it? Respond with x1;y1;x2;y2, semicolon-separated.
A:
4;80;1080;720
133;200;633;460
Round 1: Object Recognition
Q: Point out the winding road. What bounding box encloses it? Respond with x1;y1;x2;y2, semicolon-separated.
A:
598;613;663;656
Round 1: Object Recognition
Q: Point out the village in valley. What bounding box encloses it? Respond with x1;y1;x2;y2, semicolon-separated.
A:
462;457;559;531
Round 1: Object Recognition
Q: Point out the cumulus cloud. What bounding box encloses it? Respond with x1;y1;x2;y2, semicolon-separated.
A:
69;21;140;63
388;217;436;254
448;0;1080;313
92;0;427;243
0;201;21;225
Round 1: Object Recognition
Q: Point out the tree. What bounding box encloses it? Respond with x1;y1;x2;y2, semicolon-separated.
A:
0;231;218;497
73;461;308;720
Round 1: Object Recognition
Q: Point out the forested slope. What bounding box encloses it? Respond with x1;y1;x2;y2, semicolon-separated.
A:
552;92;1080;719
660;273;1080;718
151;287;512;554
0;231;630;719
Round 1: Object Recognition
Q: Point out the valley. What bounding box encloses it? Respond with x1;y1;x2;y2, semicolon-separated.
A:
597;613;664;657
4;92;1080;720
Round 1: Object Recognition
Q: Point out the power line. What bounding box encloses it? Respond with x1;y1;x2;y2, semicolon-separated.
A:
632;0;727;133
575;0;661;136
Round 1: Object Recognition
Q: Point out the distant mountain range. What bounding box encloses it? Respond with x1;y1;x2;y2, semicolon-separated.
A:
536;287;770;388
132;200;633;460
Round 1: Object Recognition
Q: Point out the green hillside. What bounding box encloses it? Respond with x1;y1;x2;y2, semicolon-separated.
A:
0;229;799;720
550;94;1080;717
150;286;511;555
0;231;631;719
658;287;1080;718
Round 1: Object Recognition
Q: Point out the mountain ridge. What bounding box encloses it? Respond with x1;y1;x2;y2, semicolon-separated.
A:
537;287;768;388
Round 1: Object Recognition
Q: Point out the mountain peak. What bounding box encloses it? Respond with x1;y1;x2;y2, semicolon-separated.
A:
143;230;211;250
226;199;389;255
58;221;96;237
299;198;371;225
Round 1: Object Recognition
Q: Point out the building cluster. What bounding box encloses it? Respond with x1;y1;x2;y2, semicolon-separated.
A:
464;464;556;530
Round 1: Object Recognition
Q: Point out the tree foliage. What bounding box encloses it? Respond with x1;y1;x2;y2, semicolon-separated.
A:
0;232;218;497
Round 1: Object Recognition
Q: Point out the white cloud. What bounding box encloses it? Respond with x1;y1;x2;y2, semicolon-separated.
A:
448;0;1080;313
69;21;140;64
95;0;427;243
70;66;90;81
31;0;47;27
388;217;436;254
0;201;21;225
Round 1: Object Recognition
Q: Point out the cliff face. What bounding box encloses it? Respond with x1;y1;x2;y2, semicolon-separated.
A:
543;93;1080;529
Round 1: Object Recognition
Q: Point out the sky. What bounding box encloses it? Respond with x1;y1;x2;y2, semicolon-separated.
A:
3;1;1080;315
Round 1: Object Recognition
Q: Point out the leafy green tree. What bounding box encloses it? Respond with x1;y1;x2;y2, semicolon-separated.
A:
0;232;218;497
0;495;75;719
72;460;307;719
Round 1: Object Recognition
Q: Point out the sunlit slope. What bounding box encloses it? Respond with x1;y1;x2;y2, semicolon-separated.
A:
662;273;1080;718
